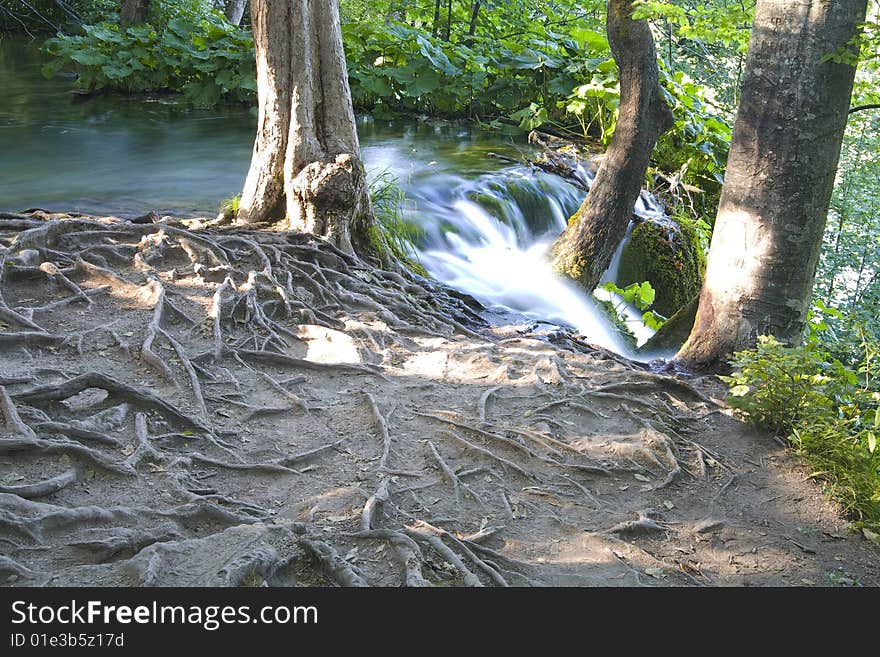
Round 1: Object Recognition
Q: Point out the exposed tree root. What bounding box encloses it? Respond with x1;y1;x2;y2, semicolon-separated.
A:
361;477;391;531
365;392;394;471
346;529;432;587
603;510;669;537
0;212;843;588
427;440;485;505
0;469;77;499
440;430;533;479
299;535;370;587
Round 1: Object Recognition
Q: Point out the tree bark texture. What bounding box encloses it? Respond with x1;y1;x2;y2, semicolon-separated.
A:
120;0;149;25
675;0;869;370
225;0;248;26
237;0;377;257
550;0;673;292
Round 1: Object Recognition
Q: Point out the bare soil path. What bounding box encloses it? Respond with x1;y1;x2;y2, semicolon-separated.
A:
1;211;877;587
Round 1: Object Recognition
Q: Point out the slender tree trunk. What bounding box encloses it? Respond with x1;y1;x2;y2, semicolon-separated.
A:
468;1;481;36
119;0;149;25
551;0;673;291
444;0;453;41
675;0;869;370
432;0;442;37
236;0;378;258
224;0;248;26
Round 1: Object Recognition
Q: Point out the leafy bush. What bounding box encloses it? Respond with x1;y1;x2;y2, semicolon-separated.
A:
723;331;880;531
599;280;666;343
42;14;256;106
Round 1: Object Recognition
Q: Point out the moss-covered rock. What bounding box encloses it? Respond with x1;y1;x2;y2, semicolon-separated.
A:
617;218;704;317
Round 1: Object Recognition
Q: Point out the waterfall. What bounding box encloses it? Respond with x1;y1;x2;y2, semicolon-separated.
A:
391;164;673;359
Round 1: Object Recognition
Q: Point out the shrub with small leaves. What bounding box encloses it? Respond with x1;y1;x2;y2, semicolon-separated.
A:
724;333;880;530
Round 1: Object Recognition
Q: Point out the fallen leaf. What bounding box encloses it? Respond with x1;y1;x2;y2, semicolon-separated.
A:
634;473;651;482
863;528;880;545
663;500;675;510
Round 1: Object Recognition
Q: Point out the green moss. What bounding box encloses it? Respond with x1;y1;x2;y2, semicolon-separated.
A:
617;218;703;317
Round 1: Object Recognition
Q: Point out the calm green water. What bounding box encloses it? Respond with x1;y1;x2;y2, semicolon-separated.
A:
0;34;521;216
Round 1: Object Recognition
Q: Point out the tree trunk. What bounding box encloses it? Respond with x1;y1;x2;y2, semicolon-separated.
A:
432;0;442;37
119;0;149;25
468;1;481;36
675;0;869;370
550;0;673;292
444;0;453;41
224;0;247;26
236;0;378;258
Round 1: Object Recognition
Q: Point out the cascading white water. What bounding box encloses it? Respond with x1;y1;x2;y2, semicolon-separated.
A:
385;163;675;359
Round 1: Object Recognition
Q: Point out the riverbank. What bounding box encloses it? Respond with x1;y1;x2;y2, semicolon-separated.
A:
2;210;878;587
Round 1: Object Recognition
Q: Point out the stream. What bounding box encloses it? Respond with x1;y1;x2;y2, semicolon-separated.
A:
0;35;666;358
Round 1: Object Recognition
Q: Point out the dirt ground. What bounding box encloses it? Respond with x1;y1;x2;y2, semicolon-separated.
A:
1;211;878;587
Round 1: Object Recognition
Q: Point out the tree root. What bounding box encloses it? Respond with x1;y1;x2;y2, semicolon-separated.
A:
188;453;300;475
365;392;393;471
69;523;183;562
0;469;77;499
439;430;533;479
412;520;508;587
360;477;391;531
0;436;136;477
13;372;214;435
346;529;431;587
427;440;485;505
404;523;483;587
416;410;537;458
603;510;669;537
478;386;501;422
298;535;370;587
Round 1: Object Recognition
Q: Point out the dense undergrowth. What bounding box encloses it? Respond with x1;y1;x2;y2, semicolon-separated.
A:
724;312;880;534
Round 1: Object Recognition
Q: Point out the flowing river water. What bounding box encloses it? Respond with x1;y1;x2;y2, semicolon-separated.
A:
0;35;668;358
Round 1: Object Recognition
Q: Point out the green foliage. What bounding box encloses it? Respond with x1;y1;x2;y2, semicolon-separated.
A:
39;0;731;197
368;170;426;276
600;280;666;335
724;331;880;530
41;11;255;106
218;195;240;222
633;0;753;51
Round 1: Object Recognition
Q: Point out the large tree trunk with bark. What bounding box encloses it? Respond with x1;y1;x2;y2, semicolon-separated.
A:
550;0;673;291
120;0;149;25
675;0;869;370
236;0;378;258
224;0;247;26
